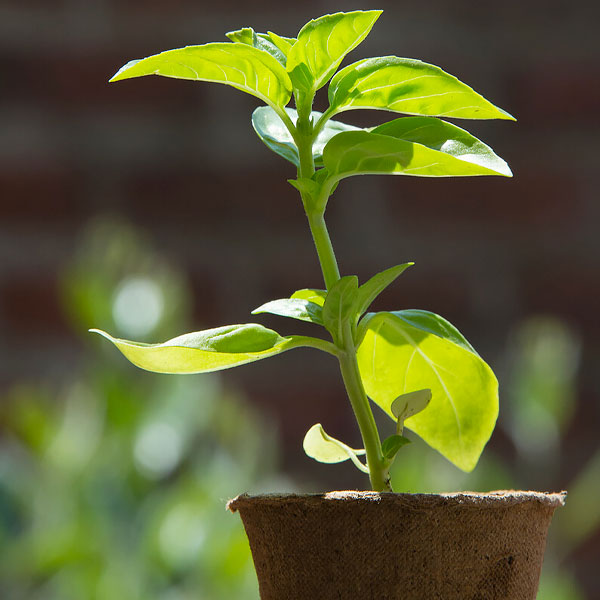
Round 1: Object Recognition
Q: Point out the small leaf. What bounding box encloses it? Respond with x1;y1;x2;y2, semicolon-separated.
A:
322;129;512;180
110;43;292;108
303;423;368;473
371;117;512;177
91;324;326;374
252;106;360;167
226;27;287;65
356;311;498;471
291;288;328;307
287;10;382;92
266;31;296;55
252;297;323;325
322;276;359;342
328;56;514;120
391;389;432;425
355;263;413;318
381;434;411;460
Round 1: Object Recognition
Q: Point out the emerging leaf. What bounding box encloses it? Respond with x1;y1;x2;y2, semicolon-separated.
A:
391;388;432;433
356;311;498;471
322;276;359;343
328;56;515;120
252;297;324;325
267;31;296;55
110;43;292;108
287;10;382;92
91;324;328;374
252;106;360;167
303;423;368;473
355;263;413;319
381;434;411;460
322;129;512;180
225;27;288;65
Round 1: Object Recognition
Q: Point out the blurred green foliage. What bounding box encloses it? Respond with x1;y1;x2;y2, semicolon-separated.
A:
0;218;596;598
0;218;280;599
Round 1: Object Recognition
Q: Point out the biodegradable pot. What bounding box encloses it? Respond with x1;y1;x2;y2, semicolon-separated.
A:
228;490;566;600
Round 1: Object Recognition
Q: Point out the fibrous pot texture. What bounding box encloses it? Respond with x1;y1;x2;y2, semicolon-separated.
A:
228;490;565;600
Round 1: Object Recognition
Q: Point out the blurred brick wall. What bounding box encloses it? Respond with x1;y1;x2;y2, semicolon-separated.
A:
1;0;599;575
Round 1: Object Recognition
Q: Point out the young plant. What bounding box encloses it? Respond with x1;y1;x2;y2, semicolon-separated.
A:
93;10;512;492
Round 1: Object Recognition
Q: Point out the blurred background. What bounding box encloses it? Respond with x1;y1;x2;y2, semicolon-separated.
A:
0;1;598;598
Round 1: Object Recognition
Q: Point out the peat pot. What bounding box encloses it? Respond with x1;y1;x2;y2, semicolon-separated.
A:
227;490;566;600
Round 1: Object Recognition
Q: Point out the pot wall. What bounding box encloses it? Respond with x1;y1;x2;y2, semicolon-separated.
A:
228;490;566;600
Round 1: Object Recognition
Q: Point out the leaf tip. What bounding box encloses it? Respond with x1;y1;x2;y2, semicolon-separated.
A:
109;59;141;83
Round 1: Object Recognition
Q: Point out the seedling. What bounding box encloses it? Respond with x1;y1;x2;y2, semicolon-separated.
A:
93;10;511;492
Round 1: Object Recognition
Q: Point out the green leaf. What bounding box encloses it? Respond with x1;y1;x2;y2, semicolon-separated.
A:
381;434;411;460
356;311;498;471
267;31;296;55
252;297;323;325
328;56;515;120
355;263;413;318
110;43;292;108
225;27;287;65
91;324;329;374
322;276;358;342
391;389;432;435
322;129;512;180
287;10;382;92
371;117;512;177
303;423;368;473
252;106;360;167
291;288;327;307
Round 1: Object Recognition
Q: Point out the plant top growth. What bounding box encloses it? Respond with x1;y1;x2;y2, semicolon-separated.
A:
94;10;514;492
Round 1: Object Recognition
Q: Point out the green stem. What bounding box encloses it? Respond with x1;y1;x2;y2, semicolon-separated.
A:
294;105;390;492
338;322;391;491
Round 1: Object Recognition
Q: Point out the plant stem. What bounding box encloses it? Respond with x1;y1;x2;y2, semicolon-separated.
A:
338;323;391;492
293;110;390;492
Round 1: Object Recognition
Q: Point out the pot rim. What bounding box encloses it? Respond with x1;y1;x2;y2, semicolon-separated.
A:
227;489;567;512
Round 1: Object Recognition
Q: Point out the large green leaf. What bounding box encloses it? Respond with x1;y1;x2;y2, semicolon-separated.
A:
110;43;292;108
287;10;382;92
252;297;324;325
252;106;360;167
303;423;368;473
371;117;512;177
328;56;514;120
322;129;512;179
91;324;332;374
356;311;498;471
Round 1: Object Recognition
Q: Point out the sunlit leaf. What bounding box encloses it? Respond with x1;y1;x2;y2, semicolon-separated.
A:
322;276;358;342
267;31;296;55
252;106;360;167
110;43;292;108
391;389;432;427
328;56;514;120
287;10;382;91
357;311;498;471
371;117;512;177
355;263;413;318
303;423;368;473
91;324;330;374
322;129;512;179
252;297;323;325
291;288;327;307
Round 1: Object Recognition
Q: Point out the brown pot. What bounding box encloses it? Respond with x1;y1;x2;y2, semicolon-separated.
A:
228;490;565;600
